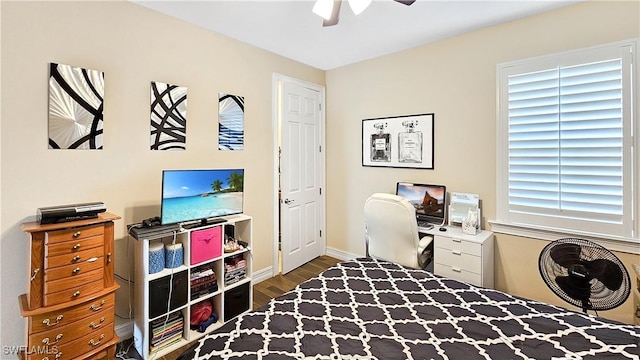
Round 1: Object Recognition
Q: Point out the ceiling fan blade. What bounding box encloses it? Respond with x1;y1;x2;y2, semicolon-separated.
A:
323;0;342;27
549;242;583;268
584;258;624;290
556;275;590;300
394;0;416;5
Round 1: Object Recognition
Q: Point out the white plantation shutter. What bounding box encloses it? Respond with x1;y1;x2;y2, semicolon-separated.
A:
498;41;636;239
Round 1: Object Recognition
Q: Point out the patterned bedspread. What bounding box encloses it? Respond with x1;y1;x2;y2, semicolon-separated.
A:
178;257;640;360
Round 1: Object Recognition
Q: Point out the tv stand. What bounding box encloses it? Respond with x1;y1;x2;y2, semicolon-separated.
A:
131;214;252;359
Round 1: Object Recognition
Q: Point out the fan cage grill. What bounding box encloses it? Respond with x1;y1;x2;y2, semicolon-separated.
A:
538;237;631;312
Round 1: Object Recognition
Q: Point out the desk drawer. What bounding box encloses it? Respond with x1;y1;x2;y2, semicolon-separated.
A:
435;236;481;256
46;224;104;245
434;263;482;287
30;293;115;333
434;247;482;273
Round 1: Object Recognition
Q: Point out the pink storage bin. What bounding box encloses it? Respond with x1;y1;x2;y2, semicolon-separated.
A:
190;226;222;265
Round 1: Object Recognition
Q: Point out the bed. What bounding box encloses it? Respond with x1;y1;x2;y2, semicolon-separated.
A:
178;257;640;360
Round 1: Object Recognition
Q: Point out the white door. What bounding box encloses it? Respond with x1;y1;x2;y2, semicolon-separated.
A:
279;78;325;274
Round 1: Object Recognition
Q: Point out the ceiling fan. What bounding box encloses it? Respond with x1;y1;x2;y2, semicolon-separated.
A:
313;0;416;27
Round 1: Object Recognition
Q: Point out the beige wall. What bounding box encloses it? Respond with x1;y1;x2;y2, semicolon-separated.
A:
2;0;639;352
325;0;640;323
0;0;324;350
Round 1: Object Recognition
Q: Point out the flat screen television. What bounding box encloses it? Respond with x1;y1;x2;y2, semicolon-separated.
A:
395;182;447;226
161;169;244;226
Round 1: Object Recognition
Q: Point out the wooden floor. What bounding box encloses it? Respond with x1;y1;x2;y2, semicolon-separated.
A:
121;255;341;360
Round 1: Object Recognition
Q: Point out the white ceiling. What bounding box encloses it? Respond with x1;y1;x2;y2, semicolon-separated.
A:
132;0;580;70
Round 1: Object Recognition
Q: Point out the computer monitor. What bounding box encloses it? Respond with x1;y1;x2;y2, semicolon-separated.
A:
395;182;447;226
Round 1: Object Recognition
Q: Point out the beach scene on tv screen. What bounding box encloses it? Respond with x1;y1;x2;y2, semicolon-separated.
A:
162;169;243;224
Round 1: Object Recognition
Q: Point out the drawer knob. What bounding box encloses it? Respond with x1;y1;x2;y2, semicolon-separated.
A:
42;315;63;327
89;300;106;311
452;266;462;273
72;267;81;275
73;231;81;238
89;334;105;347
72;255;81;262
42;333;63;345
72;291;81;298
72;243;81;250
89;317;105;329
452;250;462;255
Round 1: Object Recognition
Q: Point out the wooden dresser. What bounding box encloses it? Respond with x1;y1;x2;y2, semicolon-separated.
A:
18;212;120;360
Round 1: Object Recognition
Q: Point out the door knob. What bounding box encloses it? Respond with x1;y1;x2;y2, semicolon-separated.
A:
283;198;294;205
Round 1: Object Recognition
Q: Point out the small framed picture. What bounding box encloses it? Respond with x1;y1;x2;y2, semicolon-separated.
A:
362;113;434;169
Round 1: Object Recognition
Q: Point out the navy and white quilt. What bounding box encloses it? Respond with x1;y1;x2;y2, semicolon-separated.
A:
179;257;640;360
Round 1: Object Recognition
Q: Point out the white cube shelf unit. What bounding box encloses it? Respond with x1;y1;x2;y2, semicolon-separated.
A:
131;214;253;360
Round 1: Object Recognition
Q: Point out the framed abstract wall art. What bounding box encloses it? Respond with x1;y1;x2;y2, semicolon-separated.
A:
218;93;244;151
362;113;434;169
150;81;187;151
48;63;104;149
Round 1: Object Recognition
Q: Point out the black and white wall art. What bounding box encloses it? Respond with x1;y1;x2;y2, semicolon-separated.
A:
150;81;187;151
218;93;245;150
48;63;105;149
362;113;435;169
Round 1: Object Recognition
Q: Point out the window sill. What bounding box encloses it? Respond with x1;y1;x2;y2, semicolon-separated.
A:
488;220;640;255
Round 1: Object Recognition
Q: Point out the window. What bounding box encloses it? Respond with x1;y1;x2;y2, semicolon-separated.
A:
496;40;637;242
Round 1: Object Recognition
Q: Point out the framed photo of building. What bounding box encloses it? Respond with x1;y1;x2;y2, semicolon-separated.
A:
362;113;434;169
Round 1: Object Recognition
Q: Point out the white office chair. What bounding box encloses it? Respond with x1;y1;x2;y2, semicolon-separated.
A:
364;193;433;269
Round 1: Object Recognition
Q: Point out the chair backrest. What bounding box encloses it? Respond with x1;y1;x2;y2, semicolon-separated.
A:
364;193;421;269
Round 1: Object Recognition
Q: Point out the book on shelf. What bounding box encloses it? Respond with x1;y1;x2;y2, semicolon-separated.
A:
191;268;215;280
150;332;183;353
191;274;217;286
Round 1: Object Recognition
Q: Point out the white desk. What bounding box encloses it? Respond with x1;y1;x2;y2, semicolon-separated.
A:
419;226;494;289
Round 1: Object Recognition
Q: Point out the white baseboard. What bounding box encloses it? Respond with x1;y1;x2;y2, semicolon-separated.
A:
325;246;360;261
252;266;274;284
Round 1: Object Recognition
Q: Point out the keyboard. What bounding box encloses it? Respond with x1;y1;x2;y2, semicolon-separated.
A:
417;221;434;230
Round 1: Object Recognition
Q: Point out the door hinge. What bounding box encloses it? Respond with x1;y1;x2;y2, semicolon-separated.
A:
320;230;322;237
319;188;322;195
319;103;322;111
319;145;322;152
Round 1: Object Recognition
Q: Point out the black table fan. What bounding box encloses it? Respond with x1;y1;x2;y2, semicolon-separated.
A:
539;238;631;313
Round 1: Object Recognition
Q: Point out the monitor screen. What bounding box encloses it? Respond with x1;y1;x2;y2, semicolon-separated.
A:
395;182;447;223
161;169;244;225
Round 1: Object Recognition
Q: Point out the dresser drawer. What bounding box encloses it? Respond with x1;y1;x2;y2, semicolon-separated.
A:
46;237;104;258
45;257;103;282
27;323;114;360
46;246;104;269
435;236;481;256
43;278;103;306
28;308;114;349
30;293;115;333
45;224;104;245
434;263;482;287
434;247;482;273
